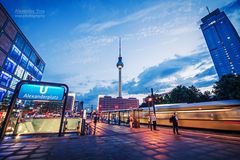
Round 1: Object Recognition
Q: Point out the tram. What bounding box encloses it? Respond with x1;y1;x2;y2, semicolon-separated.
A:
101;100;240;131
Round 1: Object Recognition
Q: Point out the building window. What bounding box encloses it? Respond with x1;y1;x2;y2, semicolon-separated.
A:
5;90;13;99
9;45;22;62
23;71;33;81
0;33;12;53
19;54;28;68
14;65;24;79
38;61;45;72
0;49;6;67
3;57;17;74
22;44;32;57
15;33;25;50
0;87;7;101
0;8;7;28
26;61;34;75
9;77;20;90
37;71;42;80
0;71;12;87
4;21;17;40
33;66;39;77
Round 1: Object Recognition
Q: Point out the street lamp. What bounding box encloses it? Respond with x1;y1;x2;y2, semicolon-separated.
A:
146;97;152;131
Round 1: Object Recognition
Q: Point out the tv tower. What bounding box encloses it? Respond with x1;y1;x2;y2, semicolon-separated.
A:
116;37;124;98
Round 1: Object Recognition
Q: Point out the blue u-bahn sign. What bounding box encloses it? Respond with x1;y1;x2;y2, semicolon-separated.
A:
18;84;65;101
0;81;69;140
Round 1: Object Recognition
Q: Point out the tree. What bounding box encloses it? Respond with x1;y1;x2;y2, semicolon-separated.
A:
213;74;240;100
200;91;211;101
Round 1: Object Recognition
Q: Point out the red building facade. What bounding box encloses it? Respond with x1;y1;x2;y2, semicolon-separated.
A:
98;96;139;112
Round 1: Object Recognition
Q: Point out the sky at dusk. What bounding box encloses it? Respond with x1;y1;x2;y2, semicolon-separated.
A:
1;0;240;107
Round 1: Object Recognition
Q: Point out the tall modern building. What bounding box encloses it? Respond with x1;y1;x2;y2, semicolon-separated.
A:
200;8;240;78
116;38;124;98
0;4;45;105
66;93;76;113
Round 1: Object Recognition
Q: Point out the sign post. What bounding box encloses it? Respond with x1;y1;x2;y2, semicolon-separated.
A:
0;80;68;141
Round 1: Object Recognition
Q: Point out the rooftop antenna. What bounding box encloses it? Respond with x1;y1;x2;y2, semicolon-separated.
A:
119;37;121;57
206;6;210;14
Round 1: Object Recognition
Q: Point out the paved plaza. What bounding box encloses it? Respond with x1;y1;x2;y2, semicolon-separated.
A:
0;123;240;160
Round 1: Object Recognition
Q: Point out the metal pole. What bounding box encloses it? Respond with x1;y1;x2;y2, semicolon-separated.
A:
58;86;69;137
151;88;156;116
148;102;152;131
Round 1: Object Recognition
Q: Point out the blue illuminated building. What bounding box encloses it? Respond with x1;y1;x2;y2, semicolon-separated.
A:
200;8;240;78
0;3;45;103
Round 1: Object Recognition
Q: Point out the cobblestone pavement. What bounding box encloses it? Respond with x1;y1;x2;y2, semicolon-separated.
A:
0;123;240;160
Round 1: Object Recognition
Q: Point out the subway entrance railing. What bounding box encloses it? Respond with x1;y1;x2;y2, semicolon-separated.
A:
0;80;84;140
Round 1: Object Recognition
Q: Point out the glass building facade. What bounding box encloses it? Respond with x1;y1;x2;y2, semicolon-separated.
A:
0;3;45;104
200;8;240;78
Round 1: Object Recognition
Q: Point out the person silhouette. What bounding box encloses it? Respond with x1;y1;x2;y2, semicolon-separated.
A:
171;112;180;135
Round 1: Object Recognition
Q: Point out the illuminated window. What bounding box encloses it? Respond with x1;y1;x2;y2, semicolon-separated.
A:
14;65;24;79
9;45;21;62
26;61;34;74
0;71;12;87
19;54;28;68
37;71;43;80
9;77;20;90
38;61;45;72
0;88;7;101
23;71;33;81
3;57;17;74
33;66;39;77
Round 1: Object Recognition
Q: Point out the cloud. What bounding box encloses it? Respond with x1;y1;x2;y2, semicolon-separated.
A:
73;1;192;34
77;51;218;106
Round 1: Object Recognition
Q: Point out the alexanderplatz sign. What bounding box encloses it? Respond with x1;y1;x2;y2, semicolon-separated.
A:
0;81;69;140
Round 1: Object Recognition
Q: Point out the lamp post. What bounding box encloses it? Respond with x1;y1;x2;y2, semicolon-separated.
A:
151;88;156;116
147;97;152;131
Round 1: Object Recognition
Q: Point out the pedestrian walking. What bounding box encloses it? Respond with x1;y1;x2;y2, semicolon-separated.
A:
170;112;180;135
129;115;133;129
152;114;157;130
93;113;98;135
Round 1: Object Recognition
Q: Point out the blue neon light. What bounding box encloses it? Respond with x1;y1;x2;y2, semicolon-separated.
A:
18;84;65;101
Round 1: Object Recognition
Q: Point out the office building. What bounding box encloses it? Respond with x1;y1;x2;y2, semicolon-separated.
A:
98;96;139;112
0;3;45;106
74;100;83;112
66;93;76;112
200;8;240;78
